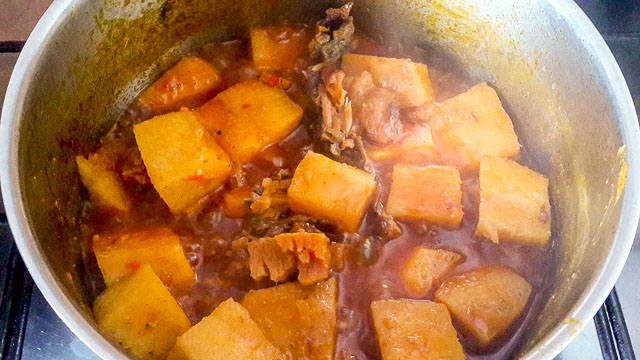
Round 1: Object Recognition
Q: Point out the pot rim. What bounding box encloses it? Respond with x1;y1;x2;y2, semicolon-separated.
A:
1;0;638;359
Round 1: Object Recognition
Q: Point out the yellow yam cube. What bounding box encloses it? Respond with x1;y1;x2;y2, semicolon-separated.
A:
166;299;284;360
247;237;297;283
134;109;232;212
402;247;464;294
242;277;337;360
288;151;377;232
475;157;551;246
367;125;436;162
371;300;465;360
222;187;253;218
386;165;463;229
196;81;303;163
139;56;223;114
275;232;331;285
93;227;195;291
93;265;191;360
342;54;435;107
426;82;520;169
435;267;532;346
250;26;311;72
76;155;129;212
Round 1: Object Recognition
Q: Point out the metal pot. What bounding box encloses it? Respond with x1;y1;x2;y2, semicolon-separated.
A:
1;0;638;358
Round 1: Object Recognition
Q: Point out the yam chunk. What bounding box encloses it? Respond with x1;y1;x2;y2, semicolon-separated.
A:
93;265;191;360
222;187;253;218
76;155;129;212
367;125;435;162
134;109;232;212
342;54;435;107
475;157;551;246
426;83;520;169
402;247;463;294
93;227;195;291
435;267;532;346
275;232;331;285
386;165;463;229
196;81;303;163
371;300;465;360
166;299;284;360
247;237;297;283
138;56;222;114
250;26;311;72
242;277;338;360
288;151;377;232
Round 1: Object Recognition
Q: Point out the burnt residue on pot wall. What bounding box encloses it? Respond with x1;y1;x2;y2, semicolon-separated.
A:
15;0;628;357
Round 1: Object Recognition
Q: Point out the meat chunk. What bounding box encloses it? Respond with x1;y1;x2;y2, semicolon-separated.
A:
371;300;465;360
247;237;297;283
247;232;331;285
435;267;532;346
242;277;338;360
401;247;463;293
276;233;331;285
355;87;402;145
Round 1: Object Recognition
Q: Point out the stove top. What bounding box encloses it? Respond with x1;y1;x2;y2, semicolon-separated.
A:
0;1;638;359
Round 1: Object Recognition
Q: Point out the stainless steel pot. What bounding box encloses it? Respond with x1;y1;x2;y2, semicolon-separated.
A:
1;0;638;358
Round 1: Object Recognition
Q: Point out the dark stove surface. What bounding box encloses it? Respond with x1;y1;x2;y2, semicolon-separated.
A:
1;1;639;359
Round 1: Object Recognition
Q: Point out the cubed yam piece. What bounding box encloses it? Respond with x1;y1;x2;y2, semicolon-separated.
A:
371;300;465;360
288;151;377;232
93;227;195;290
247;237;297;283
93;265;191;360
250;26;311;72
195;81;303;163
386;165;463;229
134;109;232;212
402;247;464;294
475;157;551;246
166;298;284;360
222;187;253;218
242;277;337;360
426;82;520;169
342;54;435;107
275;232;331;285
367;125;435;162
76;155;129;212
138;56;223;114
435;267;532;346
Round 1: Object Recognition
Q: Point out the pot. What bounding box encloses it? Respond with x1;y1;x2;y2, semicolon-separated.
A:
1;0;638;358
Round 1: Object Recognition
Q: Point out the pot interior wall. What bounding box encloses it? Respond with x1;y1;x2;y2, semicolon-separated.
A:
15;0;628;357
